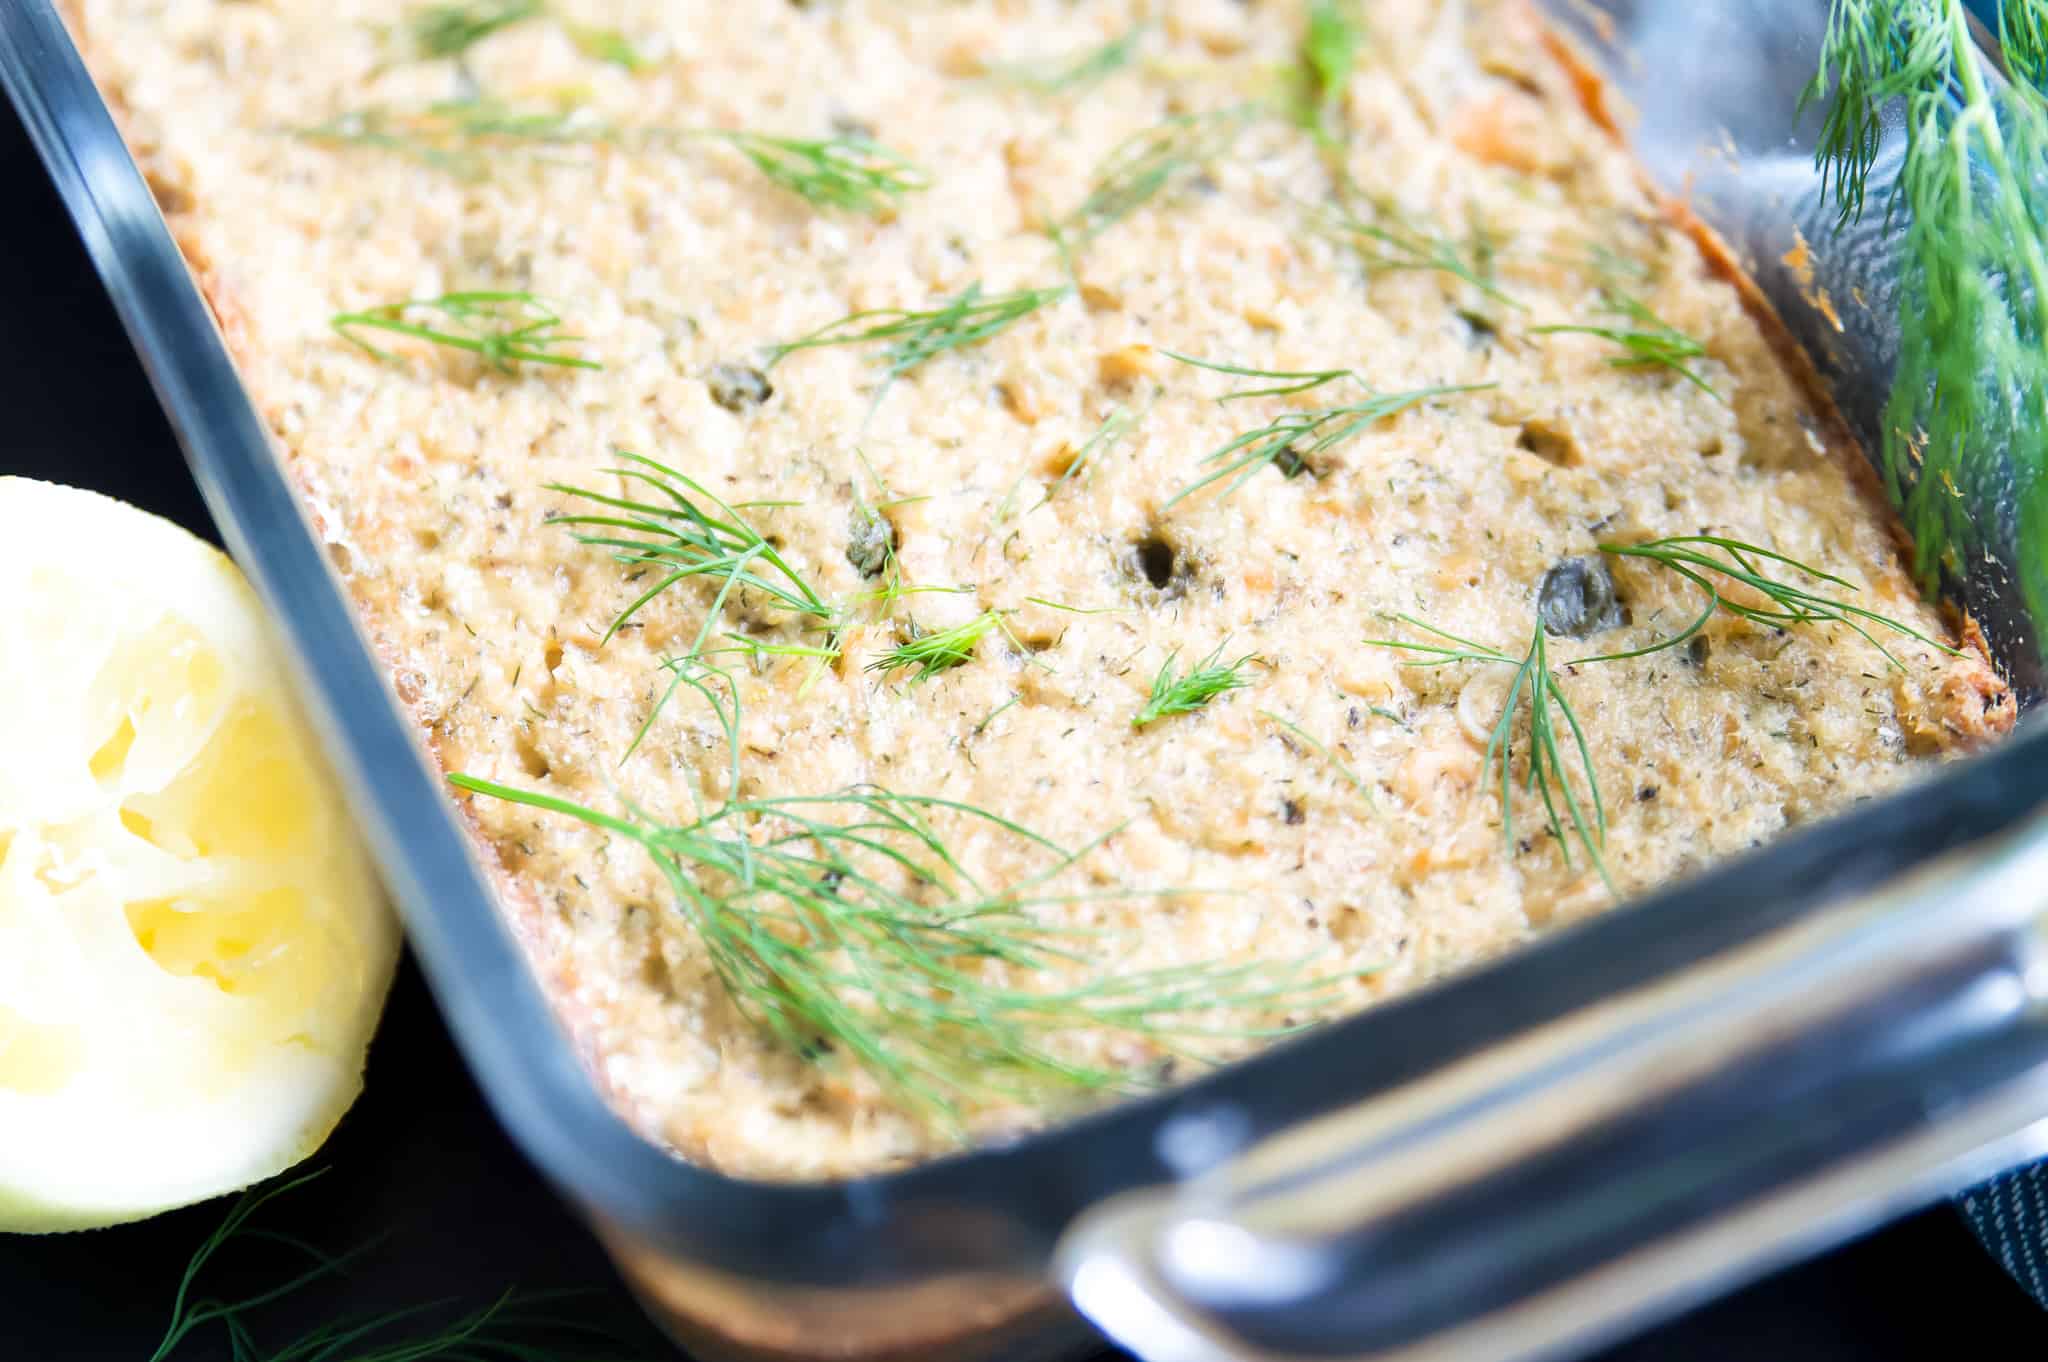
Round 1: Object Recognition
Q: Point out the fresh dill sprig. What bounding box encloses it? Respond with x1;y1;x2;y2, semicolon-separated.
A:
1317;197;1522;309
709;632;843;665
1286;0;1366;141
1024;595;1123;614
1050;107;1253;263
1590;534;1957;668
400;0;640;68
1050;402;1145;492
1162;352;1494;505
1258;710;1375;811
1804;0;1944;228
691;636;844;718
403;0;542;59
2007;0;2048;86
545;451;830;650
257;1291;634;1362
299;101;922;213
1579;240;1656;288
706;130;929;214
766;282;1070;407
296;98;611;177
973;693;1022;735
330;290;600;371
451;670;1329;1122
565;19;645;69
870;610;1006;682
149;1173;341;1362
1366;615;1610;889
150;1173;646;1362
1803;0;2048;609
1531;290;1721;398
1132;646;1256;727
992;23;1148;95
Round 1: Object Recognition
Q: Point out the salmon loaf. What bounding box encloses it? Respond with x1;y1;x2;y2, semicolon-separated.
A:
66;0;2011;1178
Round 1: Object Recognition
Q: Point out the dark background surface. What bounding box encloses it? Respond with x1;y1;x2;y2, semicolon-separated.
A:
4;87;2047;1362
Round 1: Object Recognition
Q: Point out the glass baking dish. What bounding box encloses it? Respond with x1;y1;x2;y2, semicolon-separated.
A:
7;2;2048;1359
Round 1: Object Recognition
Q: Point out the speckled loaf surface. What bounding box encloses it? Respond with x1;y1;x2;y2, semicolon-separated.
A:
65;0;2012;1180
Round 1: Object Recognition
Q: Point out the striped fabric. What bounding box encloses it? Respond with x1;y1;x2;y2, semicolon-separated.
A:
1963;1168;2048;1308
1952;0;2047;1312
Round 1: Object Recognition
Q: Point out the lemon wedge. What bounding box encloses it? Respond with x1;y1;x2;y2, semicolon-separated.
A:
0;478;398;1232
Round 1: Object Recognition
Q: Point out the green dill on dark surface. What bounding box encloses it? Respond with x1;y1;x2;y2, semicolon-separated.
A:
1804;0;2048;614
1531;290;1720;398
451;672;1329;1123
330;290;601;371
1368;615;1610;889
1050;107;1253;264
1162;352;1494;505
1133;646;1256;728
990;23;1148;95
148;1174;342;1362
149;1173;644;1362
545;451;830;650
1591;535;1957;668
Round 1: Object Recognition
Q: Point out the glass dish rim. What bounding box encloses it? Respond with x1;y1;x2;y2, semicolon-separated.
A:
4;0;2041;1298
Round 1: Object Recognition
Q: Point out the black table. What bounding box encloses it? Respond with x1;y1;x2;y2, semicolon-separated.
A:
4;96;2042;1362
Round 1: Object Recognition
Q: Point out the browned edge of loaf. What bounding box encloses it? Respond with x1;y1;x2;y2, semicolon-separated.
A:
47;3;2017;1357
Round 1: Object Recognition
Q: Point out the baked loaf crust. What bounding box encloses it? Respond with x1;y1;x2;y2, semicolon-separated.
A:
61;0;2012;1184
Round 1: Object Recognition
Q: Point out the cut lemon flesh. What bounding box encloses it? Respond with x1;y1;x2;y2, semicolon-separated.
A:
0;478;399;1232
